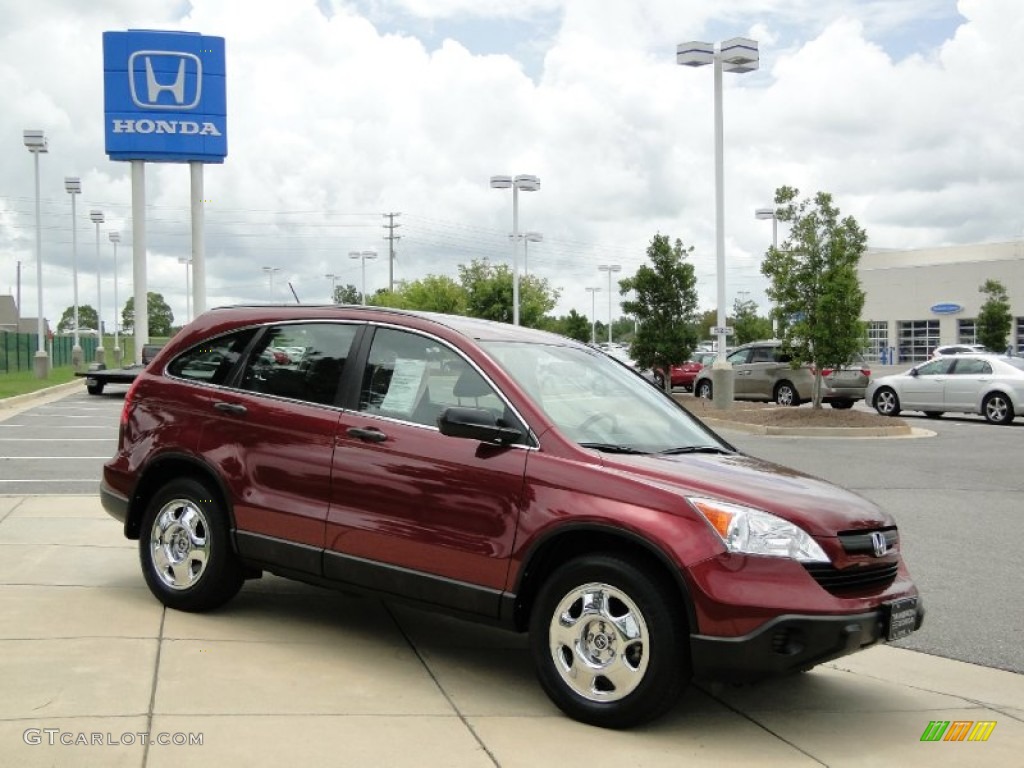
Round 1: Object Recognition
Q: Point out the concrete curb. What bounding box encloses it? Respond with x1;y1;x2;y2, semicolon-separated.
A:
699;417;918;437
0;379;83;410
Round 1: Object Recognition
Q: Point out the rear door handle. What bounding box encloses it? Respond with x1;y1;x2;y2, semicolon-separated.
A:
213;401;247;416
346;427;387;443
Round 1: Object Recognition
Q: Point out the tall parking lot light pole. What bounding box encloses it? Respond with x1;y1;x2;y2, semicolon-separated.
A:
262;266;281;302
677;37;759;408
325;273;339;302
755;207;779;335
65;177;83;371
598;264;621;344
586;286;601;344
90;210;105;364
490;174;540;326
522;231;543;275
349;251;377;305
24;130;49;379
109;232;122;365
178;256;192;323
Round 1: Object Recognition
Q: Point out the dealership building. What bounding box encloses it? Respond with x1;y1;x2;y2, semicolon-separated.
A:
858;241;1024;364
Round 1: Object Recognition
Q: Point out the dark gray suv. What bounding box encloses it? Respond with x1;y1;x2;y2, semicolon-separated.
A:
693;340;870;408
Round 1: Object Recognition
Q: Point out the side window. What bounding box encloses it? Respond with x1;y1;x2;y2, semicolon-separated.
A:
239;323;357;405
952;358;990;375
359;328;517;432
166;329;257;385
750;346;776;363
916;358;954;376
728;348;752;365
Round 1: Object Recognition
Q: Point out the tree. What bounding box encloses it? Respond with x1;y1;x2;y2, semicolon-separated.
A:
732;297;773;345
620;234;699;392
57;304;98;334
332;283;361;304
122;292;175;336
976;279;1012;353
458;259;558;327
539;310;592;343
761;187;867;408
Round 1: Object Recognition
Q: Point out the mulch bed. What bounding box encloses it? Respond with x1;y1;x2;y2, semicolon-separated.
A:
676;394;908;429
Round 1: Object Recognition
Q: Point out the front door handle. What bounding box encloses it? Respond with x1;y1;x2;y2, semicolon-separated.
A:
213;401;247;416
346;427;387;443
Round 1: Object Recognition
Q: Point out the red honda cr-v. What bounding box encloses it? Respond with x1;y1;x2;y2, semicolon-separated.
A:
101;305;923;729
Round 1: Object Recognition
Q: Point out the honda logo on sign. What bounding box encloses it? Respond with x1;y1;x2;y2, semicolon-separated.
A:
129;51;202;109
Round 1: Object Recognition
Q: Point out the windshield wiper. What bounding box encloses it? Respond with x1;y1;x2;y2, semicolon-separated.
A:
578;442;649;455
658;445;733;456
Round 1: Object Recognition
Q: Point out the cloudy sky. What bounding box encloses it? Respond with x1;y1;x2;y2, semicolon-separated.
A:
1;0;1019;333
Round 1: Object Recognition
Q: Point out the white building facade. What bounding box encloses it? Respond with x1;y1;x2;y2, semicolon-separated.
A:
858;241;1024;364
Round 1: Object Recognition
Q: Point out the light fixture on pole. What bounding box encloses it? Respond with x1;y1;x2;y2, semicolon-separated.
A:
24;130;49;379
522;231;543;275
110;232;122;365
490;174;540;326
349;251;377;305
90;210;105;365
178;256;192;323
677;36;759;408
325;273;339;302
585;286;601;344
598;264;621;344
64;177;83;371
262;266;281;302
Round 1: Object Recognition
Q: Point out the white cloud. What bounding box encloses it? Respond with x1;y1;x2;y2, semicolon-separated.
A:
1;0;1019;331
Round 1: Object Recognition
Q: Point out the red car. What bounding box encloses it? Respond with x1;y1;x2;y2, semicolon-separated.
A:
653;352;715;391
101;306;922;728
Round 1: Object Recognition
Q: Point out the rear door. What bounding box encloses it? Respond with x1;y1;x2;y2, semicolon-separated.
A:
944;357;992;411
728;347;755;396
193;322;361;573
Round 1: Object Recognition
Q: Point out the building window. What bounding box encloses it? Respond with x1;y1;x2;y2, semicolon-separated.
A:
1016;317;1024;354
897;320;939;363
865;321;888;364
957;319;977;344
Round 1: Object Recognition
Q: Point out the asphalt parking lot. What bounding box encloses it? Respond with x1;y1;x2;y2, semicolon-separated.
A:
0;382;1021;766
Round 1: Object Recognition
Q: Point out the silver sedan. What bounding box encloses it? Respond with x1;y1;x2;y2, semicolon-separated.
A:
866;354;1024;424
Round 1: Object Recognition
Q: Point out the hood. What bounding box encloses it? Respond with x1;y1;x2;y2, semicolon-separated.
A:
603;450;892;537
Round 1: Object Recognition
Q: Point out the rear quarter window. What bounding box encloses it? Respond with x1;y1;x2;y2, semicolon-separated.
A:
166;329;258;385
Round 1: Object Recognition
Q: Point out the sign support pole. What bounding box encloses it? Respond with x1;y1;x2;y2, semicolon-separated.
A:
191;161;206;316
132;160;148;364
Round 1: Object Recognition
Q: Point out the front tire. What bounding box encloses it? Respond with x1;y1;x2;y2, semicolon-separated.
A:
139;478;244;612
982;392;1014;425
87;383;104;395
775;381;799;406
529;553;689;729
830;400;855;410
924;411;943;419
874;387;901;417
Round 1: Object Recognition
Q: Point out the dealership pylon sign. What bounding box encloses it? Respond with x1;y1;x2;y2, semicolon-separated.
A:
103;30;227;162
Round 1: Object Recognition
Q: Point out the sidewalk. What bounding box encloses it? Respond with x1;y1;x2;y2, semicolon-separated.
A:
1;494;1021;767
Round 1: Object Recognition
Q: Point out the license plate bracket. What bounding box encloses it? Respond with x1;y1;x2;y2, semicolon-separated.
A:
884;596;918;641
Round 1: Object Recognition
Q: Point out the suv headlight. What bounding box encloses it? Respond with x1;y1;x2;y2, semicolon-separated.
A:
689;497;830;563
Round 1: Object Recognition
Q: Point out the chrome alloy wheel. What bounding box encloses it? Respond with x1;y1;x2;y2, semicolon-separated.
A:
548;582;650;703
149;499;211;590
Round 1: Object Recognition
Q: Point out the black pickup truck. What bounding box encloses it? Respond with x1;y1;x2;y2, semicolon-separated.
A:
75;344;164;395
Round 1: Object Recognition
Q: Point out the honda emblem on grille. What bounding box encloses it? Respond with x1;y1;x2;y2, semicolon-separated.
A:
870;531;888;557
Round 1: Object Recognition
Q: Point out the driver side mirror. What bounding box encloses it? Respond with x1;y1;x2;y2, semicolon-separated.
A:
908;368;919;377
437;407;522;446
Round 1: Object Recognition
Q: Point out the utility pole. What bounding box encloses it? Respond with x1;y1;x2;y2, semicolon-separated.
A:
382;212;402;293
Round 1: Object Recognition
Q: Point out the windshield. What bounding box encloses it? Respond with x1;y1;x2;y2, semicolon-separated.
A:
481;341;730;454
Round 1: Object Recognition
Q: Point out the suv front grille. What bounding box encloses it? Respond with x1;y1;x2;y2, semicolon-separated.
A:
838;527;898;555
803;562;899;594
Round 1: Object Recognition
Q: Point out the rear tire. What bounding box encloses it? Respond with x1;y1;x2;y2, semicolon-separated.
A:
924;411;943;419
829;400;855;410
529;553;690;729
139;478;244;612
87;383;104;395
982;392;1014;425
696;380;713;400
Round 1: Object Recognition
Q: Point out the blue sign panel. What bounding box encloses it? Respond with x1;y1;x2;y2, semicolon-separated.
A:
103;30;227;163
930;302;963;315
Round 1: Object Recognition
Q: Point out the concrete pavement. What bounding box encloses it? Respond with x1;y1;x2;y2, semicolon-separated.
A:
1;494;1021;767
